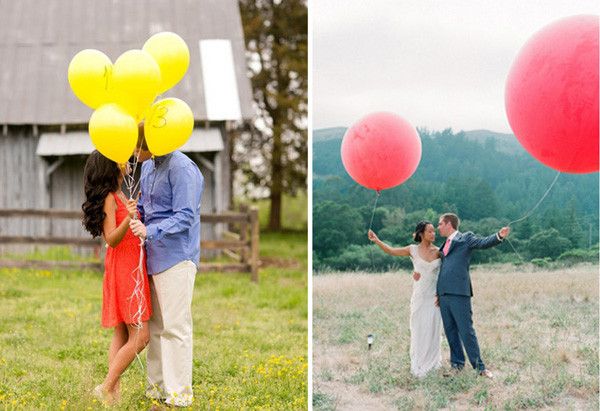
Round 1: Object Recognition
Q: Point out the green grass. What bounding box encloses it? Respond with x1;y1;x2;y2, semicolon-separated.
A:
1;246;97;262
312;392;338;410
238;192;308;231
0;233;307;410
259;231;308;261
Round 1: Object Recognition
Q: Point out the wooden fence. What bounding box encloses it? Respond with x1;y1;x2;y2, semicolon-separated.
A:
0;206;260;282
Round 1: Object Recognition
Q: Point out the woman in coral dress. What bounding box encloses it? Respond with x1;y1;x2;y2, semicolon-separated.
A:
82;150;152;403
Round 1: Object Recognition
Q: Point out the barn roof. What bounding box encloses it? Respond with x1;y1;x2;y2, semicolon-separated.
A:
0;0;254;125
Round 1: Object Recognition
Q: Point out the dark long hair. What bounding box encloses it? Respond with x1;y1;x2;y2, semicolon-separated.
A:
414;220;432;243
82;151;121;238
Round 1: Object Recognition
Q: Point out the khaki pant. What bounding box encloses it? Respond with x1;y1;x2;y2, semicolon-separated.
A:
145;260;196;406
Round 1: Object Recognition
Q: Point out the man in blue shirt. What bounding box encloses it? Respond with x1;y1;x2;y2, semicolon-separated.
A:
129;130;204;407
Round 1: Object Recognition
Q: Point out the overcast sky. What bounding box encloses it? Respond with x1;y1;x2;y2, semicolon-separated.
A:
312;0;599;133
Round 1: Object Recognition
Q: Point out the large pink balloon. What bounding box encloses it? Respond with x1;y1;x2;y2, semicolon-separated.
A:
505;15;599;174
341;112;422;193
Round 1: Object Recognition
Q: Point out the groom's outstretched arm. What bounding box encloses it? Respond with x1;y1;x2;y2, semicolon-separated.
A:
466;227;510;249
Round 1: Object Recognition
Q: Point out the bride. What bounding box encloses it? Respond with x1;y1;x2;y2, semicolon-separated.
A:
368;221;442;378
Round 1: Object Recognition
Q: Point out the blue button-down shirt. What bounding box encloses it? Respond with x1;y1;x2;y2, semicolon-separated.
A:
137;151;204;275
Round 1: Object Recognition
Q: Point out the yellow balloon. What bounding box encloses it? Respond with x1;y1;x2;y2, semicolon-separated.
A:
68;49;113;109
144;98;194;156
89;104;138;164
142;32;190;93
112;49;161;120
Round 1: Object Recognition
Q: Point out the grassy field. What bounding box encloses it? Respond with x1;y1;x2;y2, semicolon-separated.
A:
313;264;599;410
0;232;308;410
237;193;308;232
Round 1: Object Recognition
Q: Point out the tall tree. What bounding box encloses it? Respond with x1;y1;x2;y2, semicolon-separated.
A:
238;0;308;230
561;197;584;248
313;201;364;259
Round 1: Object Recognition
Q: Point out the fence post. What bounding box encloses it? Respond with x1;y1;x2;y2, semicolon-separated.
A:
239;204;249;265
250;206;260;282
0;208;259;277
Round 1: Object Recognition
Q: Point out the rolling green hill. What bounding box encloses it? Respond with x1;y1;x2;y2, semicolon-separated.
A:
313;127;598;219
313;126;599;270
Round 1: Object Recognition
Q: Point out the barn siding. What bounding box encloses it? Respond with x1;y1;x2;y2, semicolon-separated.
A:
0;127;222;258
48;155;87;238
0;126;48;253
0;0;252;261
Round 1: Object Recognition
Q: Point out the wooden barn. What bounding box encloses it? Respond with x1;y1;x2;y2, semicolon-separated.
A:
0;0;254;253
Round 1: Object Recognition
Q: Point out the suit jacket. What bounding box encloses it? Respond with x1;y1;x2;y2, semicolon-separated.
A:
436;231;502;297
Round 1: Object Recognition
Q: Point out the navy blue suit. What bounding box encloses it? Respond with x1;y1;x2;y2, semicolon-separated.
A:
436;231;502;370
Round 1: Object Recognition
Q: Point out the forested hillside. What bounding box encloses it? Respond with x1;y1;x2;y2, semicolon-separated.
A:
313;127;599;271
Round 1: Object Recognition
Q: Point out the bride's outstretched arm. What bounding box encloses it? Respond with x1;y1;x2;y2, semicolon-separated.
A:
368;230;410;256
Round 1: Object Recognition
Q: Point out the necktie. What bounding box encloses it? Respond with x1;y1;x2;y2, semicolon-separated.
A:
443;238;451;255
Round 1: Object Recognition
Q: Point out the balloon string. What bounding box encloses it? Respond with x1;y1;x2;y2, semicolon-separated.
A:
368;192;380;232
127;239;146;329
368;191;380;271
505;237;524;263
505;170;561;262
508;170;560;226
122;135;147;330
127;239;156;392
121;135;147;199
118;140;160;393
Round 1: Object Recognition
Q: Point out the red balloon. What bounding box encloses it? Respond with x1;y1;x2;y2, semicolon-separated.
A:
505;15;599;174
341;112;422;193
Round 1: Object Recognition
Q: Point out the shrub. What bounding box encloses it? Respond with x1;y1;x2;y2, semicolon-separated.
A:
527;228;572;259
531;257;552;268
556;248;599;265
318;244;413;272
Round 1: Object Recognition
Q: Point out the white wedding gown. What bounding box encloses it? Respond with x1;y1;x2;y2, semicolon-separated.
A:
408;244;442;378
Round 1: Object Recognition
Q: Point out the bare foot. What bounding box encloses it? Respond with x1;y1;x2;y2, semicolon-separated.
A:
92;385;104;402
108;390;122;403
93;385;121;406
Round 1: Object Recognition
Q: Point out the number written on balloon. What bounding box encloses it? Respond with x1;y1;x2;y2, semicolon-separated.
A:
143;97;194;156
103;65;110;91
150;106;169;128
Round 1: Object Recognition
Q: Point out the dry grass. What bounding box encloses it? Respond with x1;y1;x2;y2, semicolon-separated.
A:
313;264;599;410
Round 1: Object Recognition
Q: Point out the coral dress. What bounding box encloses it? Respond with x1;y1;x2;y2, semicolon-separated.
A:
101;193;152;328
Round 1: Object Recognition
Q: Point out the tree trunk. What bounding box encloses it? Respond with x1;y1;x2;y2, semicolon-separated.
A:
268;129;283;230
268;188;281;231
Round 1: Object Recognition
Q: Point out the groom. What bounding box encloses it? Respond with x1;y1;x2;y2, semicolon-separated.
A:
436;213;510;379
129;125;204;407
